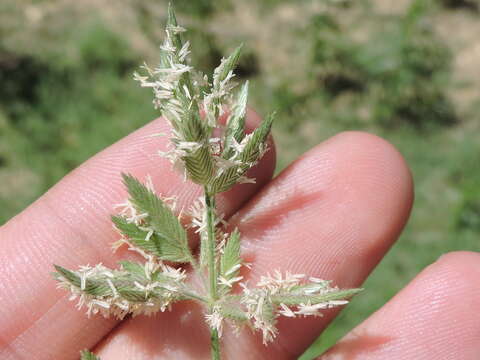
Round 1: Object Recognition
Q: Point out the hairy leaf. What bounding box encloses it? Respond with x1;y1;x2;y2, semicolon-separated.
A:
219;229;241;295
121;174;192;263
220;304;248;322
166;3;183;52
183;145;215;185
54;265;111;297
177;101;207;142
223;81;248;158
54;263;186;304
213;44;243;88
118;288;149;302
119;260;148;280
207;165;243;194
112;216;161;255
208;112;274;194
271;288;362;306
240;111;275;165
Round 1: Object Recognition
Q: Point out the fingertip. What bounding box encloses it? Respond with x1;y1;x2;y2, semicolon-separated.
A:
431;251;480;296
325;131;414;252
436;250;480;266
328;131;414;207
322;251;480;360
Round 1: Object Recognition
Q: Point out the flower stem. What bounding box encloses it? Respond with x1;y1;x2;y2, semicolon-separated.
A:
210;328;221;360
204;188;221;359
205;190;218;300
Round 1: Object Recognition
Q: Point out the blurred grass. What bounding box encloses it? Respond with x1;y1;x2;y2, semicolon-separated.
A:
0;0;479;358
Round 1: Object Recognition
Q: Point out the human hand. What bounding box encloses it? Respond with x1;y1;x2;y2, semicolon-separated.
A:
1;112;478;359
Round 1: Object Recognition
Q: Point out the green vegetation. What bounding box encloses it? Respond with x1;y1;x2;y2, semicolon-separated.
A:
307;1;456;129
1;0;479;358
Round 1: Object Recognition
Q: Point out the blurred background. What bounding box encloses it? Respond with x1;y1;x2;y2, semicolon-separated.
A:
0;0;479;358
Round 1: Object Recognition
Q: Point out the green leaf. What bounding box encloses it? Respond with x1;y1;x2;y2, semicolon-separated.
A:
80;349;100;360
117;287;149;302
121;174;192;263
168;5;198;102
207;166;243;194
113;215;191;263
262;299;276;323
112;216;162;255
169;106;214;186
54;265;111;297
213;44;243;88
55;264;138;299
220;229;241;275
175;97;207;142
208;112;275;194
220;304;248;322
167;3;183;50
54;263;183;304
240;111;275;165
219;229;241;295
119;261;148;280
223;81;248;158
183;145;215;185
271;288;362;306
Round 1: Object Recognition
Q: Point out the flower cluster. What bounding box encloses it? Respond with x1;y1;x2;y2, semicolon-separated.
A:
133;7;273;194
55;260;187;319
239;271;355;344
199;270;359;345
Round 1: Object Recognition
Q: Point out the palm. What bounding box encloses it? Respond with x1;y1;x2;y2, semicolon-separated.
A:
1;113;478;360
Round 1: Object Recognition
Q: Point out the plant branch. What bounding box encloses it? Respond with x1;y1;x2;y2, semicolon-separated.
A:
204;187;221;359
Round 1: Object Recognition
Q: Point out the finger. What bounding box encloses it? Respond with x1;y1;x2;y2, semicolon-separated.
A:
94;131;413;359
0;111;275;360
221;131;414;359
321;251;480;360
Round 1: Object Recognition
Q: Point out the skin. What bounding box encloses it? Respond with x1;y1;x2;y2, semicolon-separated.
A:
0;111;478;360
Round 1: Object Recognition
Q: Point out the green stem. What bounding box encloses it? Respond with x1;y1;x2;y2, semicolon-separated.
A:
181;290;208;304
205;190;218;299
204;188;221;360
210;328;221;360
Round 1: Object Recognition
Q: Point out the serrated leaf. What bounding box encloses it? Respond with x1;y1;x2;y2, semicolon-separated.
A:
223;81;248;158
213;44;243;88
117;287;149;302
219;229;241;295
171;106;214;185
121;174;192;263
119;261;148;280
54;265;111;297
166;5;198;107
176;98;206;141
113;215;191;263
183;145;215;185
240;111;275;165
207;165;243;194
220;304;248;322
80;349;100;360
112;216;168;259
271;288;362;306
262;299;276;322
220;229;241;276
54;263;184;305
208;112;274;194
166;3;183;51
206;44;244;125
